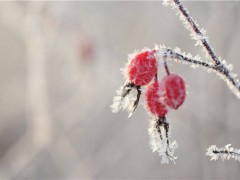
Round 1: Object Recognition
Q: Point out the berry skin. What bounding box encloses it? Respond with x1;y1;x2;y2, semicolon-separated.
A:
128;51;157;86
145;81;168;117
160;74;186;110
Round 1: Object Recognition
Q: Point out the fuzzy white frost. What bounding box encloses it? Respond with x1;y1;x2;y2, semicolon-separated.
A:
148;118;178;164
111;85;136;117
206;144;240;162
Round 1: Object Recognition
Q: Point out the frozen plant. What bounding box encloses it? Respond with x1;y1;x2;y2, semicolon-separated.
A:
206;144;240;162
111;49;157;117
111;0;240;164
111;47;187;164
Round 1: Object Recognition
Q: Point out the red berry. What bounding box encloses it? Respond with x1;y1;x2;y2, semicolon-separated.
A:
160;74;186;110
145;81;168;117
128;51;157;86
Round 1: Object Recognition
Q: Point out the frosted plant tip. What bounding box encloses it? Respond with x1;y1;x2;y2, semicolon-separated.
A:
206;144;240;162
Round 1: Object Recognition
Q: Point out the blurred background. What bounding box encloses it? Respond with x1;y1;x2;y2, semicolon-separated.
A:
0;1;240;179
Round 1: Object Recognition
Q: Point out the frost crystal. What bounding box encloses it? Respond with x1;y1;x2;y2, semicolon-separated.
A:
148;117;178;164
111;85;136;117
206;144;240;162
162;0;176;8
154;49;168;65
159;46;240;99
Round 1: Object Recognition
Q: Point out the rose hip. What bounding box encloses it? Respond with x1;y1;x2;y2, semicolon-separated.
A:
128;51;157;86
145;81;168;117
160;74;186;110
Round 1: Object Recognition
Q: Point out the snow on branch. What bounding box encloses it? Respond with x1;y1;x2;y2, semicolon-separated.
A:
148;117;178;164
206;144;240;161
163;0;218;64
161;0;240;99
154;46;240;99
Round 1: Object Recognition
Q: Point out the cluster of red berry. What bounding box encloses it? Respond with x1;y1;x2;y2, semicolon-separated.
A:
126;49;186;118
112;48;187;163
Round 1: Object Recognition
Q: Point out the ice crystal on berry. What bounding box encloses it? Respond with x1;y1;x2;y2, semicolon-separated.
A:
127;50;157;86
111;49;158;117
145;81;168;117
159;74;186;110
111;85;135;114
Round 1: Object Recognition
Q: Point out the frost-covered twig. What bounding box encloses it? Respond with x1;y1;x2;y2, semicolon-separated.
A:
162;0;240;98
111;83;141;118
206;144;240;161
169;48;240;97
171;0;220;65
154;46;240;98
148;117;178;164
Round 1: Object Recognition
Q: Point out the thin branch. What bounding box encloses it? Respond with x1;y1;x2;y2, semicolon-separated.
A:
173;0;220;65
167;49;215;69
158;48;240;98
163;53;171;75
162;0;240;97
148;117;178;164
206;144;240;161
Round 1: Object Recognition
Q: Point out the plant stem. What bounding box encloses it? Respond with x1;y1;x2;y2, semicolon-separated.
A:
161;48;240;94
173;0;220;66
213;150;240;157
163;53;171;75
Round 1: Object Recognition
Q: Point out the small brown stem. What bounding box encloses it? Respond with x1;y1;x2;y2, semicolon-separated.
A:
164;60;170;76
163;52;170;75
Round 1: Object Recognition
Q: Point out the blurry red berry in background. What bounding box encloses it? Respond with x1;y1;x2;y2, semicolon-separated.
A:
77;36;94;60
145;81;168;117
160;74;186;110
128;51;157;86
